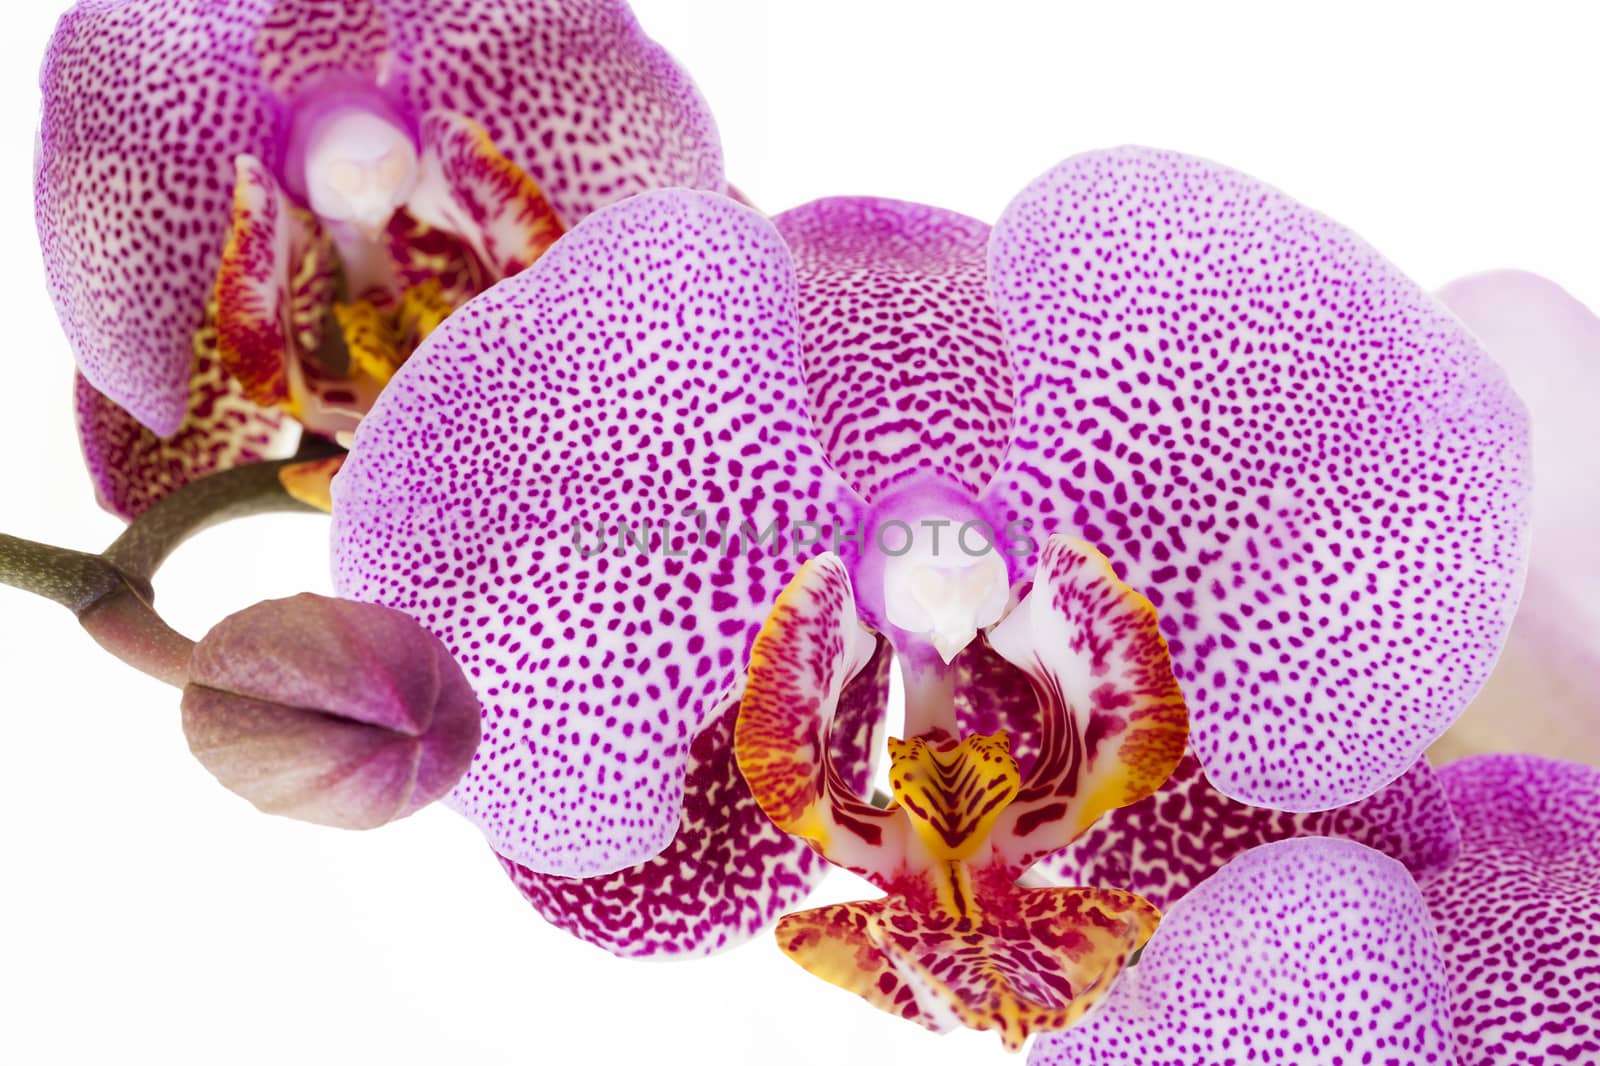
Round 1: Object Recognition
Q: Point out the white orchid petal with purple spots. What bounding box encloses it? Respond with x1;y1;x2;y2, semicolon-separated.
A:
1433;271;1600;765
38;0;278;436
984;147;1531;812
255;0;389;100
1423;755;1600;1065
331;190;857;876
773;197;1011;502
1029;837;1455;1066
1036;753;1461;911
496;687;829;958
384;0;725;229
500;650;886;959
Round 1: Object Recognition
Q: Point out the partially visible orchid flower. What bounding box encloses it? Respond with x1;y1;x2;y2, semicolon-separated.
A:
1031;754;1600;1066
1426;271;1600;766
330;149;1529;1041
37;0;723;518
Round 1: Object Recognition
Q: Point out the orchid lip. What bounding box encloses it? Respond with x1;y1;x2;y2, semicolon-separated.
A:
735;543;1188;1047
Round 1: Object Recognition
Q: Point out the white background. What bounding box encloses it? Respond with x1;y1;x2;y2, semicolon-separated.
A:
2;2;1596;1063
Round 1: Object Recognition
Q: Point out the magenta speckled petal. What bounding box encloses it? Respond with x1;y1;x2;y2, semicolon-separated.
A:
331;190;857;876
37;0;277;436
1422;755;1600;1065
501;650;886;958
1434;272;1600;765
256;0;388;100
984;147;1531;812
1036;753;1461;912
1030;838;1455;1066
772;197;1011;502
498;688;824;957
75;354;298;521
384;0;724;229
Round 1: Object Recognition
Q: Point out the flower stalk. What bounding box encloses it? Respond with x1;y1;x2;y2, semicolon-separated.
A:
0;450;334;685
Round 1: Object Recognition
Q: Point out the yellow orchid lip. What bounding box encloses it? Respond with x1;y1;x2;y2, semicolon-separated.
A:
888;732;1020;864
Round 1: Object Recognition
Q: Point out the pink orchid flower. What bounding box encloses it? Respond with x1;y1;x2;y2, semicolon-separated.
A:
329;145;1533;1051
37;0;722;518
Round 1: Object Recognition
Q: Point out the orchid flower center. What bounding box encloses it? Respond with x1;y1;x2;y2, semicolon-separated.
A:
735;542;1191;1049
881;516;1009;663
301;107;420;237
203;105;565;474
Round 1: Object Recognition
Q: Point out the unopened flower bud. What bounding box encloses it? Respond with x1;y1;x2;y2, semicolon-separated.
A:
181;593;481;829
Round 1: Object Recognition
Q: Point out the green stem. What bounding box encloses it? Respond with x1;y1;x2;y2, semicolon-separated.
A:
1;448;338;686
0;533;135;613
103;448;336;583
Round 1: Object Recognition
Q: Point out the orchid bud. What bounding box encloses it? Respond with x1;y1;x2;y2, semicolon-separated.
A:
181;594;481;830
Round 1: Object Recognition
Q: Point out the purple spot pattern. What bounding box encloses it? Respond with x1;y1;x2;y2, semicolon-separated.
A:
331;191;859;876
38;0;722;437
1423;755;1600;1066
38;0;277;436
983;147;1531;813
501;642;887;959
255;0;388;99
75;349;298;521
1030;838;1455;1066
773;196;1011;502
1035;752;1461;911
383;0;724;229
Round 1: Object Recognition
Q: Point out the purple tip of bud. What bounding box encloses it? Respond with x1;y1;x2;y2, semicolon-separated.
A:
181;593;482;830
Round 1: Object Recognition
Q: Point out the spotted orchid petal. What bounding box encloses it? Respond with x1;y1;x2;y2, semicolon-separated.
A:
38;0;278;436
39;0;722;442
986;536;1189;867
773;197;1012;502
1036;753;1462;911
1432;271;1600;766
384;0;725;228
75;362;298;521
502;652;887;959
332;190;857;876
1030;837;1455;1065
1422;755;1600;1065
984;147;1531;813
255;0;389;100
951;631;1046;773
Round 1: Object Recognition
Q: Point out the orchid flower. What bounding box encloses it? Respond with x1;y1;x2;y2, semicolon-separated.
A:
329;148;1530;1042
37;0;722;519
1030;753;1600;1065
1426;271;1600;767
